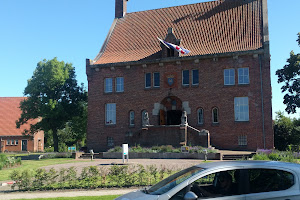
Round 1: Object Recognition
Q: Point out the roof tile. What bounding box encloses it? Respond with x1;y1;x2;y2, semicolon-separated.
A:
94;0;263;65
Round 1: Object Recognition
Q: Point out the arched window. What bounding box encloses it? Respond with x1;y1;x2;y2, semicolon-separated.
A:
129;110;135;126
212;107;219;123
197;108;204;125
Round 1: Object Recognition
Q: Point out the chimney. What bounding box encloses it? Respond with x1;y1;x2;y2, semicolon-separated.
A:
115;0;129;18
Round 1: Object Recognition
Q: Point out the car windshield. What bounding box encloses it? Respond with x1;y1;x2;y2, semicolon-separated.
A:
146;166;204;195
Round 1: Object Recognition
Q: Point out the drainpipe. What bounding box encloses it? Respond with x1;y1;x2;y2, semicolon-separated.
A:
259;54;266;149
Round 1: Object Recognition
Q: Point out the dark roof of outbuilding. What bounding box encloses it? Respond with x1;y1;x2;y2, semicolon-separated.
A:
93;0;264;65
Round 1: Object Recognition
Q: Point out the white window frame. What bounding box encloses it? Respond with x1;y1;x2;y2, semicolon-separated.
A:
145;73;151;88
129;110;135;126
197;108;204;125
212;107;219;123
105;78;113;93
153;72;160;88
115;77;124;92
182;70;189;86
105;103;116;125
238;68;249;84
234;97;249;121
224;68;235;85
192;69;199;85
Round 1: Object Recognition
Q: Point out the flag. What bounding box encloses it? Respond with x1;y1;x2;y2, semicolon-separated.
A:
158;37;190;55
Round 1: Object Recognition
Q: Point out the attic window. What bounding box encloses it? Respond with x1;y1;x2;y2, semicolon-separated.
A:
167;48;175;57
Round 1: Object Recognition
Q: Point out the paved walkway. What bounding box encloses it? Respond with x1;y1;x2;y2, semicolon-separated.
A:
0;188;136;200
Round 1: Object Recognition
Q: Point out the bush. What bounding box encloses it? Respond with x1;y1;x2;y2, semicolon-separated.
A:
0;154;21;170
10;164;179;191
254;149;297;163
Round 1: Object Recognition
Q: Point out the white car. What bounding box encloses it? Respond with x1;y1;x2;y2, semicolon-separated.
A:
115;160;300;200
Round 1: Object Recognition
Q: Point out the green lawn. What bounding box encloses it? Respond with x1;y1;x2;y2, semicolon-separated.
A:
15;195;120;200
0;158;89;181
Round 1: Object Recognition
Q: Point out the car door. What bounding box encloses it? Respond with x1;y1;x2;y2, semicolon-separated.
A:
245;168;300;200
168;169;246;200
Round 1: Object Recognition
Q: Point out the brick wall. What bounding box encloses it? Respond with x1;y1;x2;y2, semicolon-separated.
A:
87;53;273;152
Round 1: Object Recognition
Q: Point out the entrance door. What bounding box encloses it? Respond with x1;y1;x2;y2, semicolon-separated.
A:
167;110;182;125
22;140;27;151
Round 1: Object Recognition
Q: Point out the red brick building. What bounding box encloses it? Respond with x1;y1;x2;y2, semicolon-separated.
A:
86;0;273;152
0;97;44;152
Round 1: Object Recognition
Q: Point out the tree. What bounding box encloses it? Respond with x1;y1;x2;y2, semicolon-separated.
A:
17;57;87;152
274;111;300;151
276;32;300;114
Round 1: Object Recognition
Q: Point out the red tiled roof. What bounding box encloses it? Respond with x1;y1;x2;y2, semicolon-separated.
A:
93;0;263;65
0;97;38;136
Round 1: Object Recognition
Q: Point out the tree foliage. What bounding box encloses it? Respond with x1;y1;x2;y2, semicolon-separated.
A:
276;32;300;114
16;57;87;152
274;111;300;151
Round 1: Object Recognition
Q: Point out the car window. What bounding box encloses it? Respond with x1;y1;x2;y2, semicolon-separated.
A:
248;169;294;194
147;166;204;195
170;169;241;199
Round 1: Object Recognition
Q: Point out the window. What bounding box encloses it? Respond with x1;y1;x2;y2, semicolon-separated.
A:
116;77;124;92
105;103;116;125
238;135;247;146
238;68;249;84
192;69;199;85
145;73;151;88
107;137;114;147
105;78;113;93
171;169;240;199
7;140;10;145
212;107;219;123
234;97;249;121
15;140;19;145
129;111;135;126
248;169;294;194
197;108;204;125
11;140;14;145
153;72;160;87
224;68;235;85
182;70;189;86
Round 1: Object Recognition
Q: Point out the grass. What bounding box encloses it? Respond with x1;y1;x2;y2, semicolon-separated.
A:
15;195;120;200
0;158;89;181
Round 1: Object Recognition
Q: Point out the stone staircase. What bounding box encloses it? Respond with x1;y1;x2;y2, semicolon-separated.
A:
222;152;256;160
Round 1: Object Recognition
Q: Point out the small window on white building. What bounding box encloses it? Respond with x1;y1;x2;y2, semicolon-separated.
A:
234;97;249;121
105;78;113;93
238;68;249;84
105;103;116;125
116;77;124;92
224;68;235;85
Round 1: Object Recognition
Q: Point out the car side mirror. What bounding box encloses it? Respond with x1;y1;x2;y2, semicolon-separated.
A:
184;191;198;200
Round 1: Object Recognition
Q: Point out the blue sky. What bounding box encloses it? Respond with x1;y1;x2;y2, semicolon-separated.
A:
0;0;299;119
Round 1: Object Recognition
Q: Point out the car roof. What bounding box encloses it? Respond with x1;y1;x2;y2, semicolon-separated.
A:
195;160;300;171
